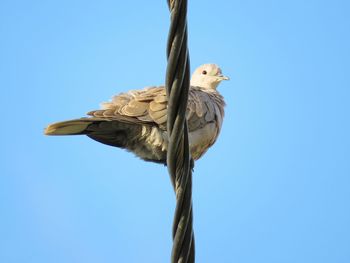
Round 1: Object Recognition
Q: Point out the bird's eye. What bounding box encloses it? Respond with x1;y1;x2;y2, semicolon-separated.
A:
202;70;207;75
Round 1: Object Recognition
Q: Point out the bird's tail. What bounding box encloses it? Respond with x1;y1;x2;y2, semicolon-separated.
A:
44;119;94;135
45;118;143;150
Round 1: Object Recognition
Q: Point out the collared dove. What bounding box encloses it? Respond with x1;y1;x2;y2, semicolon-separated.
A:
45;64;228;163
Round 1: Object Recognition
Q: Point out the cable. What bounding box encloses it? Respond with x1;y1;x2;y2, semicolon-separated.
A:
165;0;195;262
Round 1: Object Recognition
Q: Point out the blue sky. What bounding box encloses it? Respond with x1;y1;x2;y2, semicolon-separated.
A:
1;0;349;262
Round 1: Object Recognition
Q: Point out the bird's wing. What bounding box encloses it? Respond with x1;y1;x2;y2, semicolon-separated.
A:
87;86;219;131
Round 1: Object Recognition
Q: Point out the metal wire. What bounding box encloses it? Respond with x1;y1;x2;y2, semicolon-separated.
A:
165;0;195;262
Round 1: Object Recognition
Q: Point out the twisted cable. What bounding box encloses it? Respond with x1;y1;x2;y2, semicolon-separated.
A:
165;0;195;262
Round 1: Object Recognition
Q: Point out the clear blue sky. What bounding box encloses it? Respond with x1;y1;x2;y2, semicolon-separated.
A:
1;1;349;262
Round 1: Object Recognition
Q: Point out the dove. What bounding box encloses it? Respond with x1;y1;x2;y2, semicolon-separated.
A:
45;64;228;164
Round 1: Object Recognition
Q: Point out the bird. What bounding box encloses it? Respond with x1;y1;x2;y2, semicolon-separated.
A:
45;64;228;164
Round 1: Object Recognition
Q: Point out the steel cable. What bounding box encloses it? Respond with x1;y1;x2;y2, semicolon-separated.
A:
165;0;195;262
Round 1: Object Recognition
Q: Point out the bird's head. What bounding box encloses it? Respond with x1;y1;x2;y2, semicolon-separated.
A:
190;63;229;90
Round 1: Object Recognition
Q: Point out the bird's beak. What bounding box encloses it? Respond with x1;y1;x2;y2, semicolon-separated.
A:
218;74;230;81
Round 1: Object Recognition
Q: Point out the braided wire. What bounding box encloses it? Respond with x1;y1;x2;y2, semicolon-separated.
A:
165;0;195;262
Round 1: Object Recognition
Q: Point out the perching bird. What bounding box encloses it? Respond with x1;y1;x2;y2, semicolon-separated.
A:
45;64;228;164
